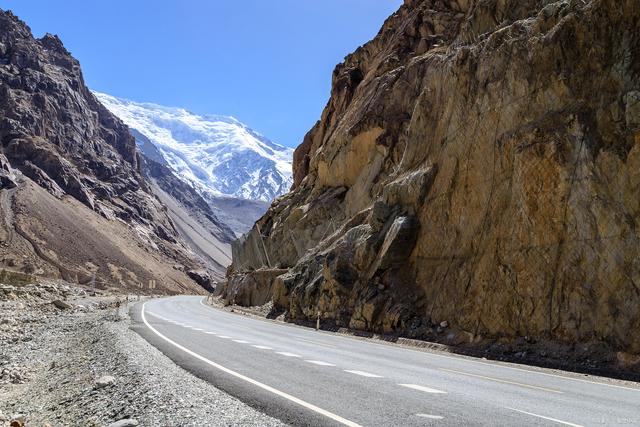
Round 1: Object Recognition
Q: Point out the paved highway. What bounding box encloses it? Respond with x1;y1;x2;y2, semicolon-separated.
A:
131;296;640;426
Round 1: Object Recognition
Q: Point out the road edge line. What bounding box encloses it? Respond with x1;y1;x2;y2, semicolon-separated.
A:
141;302;362;427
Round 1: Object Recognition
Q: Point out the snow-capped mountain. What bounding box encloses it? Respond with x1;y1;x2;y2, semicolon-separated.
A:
94;92;293;202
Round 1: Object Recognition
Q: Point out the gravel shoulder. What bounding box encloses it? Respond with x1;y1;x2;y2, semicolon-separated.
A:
0;280;286;427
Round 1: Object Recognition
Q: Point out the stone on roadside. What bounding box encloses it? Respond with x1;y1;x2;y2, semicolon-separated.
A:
107;419;139;427
10;414;25;427
51;299;72;310
94;375;115;389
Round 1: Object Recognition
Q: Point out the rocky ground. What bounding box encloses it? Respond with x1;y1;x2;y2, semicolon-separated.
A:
0;278;286;427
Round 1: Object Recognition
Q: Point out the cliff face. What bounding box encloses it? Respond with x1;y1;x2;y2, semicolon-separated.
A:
0;10;205;293
225;0;640;364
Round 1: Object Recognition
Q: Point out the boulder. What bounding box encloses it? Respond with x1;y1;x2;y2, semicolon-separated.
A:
187;269;213;292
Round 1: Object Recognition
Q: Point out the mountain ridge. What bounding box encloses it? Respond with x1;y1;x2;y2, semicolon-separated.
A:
94;92;294;203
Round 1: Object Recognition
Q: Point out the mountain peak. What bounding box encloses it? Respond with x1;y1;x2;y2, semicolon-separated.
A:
94;91;293;202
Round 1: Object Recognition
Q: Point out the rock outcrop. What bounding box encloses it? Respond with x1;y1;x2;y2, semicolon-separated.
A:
0;10;206;293
224;0;640;365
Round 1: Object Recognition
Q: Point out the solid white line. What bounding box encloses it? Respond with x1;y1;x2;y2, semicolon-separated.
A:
277;352;301;358
506;407;583;427
252;345;273;350
141;302;362;427
440;368;563;393
344;370;382;378
233;340;250;344
306;360;336;366
415;413;444;420
399;384;447;394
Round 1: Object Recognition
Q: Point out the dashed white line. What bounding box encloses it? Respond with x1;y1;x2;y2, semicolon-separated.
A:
399;384;447;394
233;340;251;344
192;328;204;331
306;360;336;366
416;413;444;420
506;408;583;427
141;303;363;427
344;370;382;378
197;296;639;394
204;332;217;335
277;352;302;358
218;335;232;339
252;345;273;350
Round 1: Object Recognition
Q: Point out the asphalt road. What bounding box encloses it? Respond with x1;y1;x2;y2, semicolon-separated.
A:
131;296;640;426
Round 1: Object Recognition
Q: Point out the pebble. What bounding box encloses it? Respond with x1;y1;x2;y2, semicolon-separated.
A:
9;414;25;427
95;375;116;388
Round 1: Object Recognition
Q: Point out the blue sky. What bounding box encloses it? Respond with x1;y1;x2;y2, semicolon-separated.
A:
1;0;402;148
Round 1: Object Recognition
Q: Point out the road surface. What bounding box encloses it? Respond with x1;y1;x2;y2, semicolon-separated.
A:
131;296;640;426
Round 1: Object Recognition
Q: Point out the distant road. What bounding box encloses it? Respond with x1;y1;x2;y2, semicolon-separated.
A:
132;296;640;426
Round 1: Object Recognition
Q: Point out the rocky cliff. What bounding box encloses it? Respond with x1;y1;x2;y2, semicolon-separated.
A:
223;0;640;370
0;10;206;293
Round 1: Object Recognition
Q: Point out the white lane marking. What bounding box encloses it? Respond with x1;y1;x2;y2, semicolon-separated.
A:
440;368;563;394
141;303;363;427
218;335;232;339
277;352;301;358
416;413;444;420
344;370;382;378
399;384;447;394
506;407;583;427
196;297;639;393
204;332;217;335
233;340;251;344
192;328;204;331
252;345;273;350
306;360;336;367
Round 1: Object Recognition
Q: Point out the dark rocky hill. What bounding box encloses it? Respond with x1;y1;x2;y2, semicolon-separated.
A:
0;9;208;293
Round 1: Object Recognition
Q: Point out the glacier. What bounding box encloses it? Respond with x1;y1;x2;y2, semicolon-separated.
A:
94;91;294;202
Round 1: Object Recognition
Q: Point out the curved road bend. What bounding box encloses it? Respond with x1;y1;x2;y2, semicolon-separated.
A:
131;296;640;427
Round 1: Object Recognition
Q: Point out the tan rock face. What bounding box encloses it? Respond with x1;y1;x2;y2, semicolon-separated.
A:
226;0;640;357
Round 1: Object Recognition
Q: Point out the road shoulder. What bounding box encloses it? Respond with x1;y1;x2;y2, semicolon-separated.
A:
0;286;286;426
